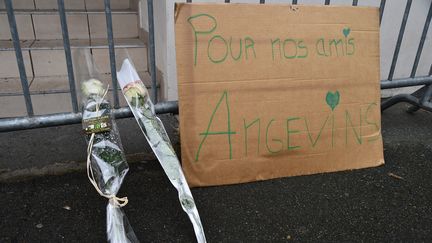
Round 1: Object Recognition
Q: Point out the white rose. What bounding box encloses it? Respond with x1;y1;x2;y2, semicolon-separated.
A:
81;78;105;97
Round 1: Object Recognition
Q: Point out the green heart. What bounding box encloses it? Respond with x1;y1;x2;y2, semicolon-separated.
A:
326;91;340;111
343;28;351;37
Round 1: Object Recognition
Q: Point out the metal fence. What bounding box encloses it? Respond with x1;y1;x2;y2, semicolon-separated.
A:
0;0;431;132
0;0;177;132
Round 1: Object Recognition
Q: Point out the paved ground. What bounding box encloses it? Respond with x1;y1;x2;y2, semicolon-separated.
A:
0;113;183;184
0;115;178;175
1;103;431;242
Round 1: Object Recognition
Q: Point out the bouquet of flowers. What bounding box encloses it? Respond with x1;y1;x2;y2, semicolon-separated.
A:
117;58;207;243
76;50;139;243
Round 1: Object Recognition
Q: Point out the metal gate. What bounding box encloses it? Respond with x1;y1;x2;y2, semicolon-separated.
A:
0;0;431;132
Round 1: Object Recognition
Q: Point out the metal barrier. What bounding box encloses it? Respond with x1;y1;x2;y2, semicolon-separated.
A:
0;0;431;132
380;0;432;113
0;0;177;133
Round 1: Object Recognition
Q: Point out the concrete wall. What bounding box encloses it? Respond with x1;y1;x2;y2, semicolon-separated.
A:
140;0;175;100
140;0;432;101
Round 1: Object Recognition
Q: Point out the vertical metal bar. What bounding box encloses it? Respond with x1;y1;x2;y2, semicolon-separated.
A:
388;0;412;81
352;0;358;6
57;0;78;113
379;0;386;25
410;2;432;78
292;0;298;4
225;0;230;3
104;0;120;108
186;0;192;2
5;0;34;116
147;0;157;104
325;0;330;5
260;0;265;4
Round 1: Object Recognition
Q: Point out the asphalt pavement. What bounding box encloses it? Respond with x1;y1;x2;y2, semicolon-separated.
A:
1;102;431;242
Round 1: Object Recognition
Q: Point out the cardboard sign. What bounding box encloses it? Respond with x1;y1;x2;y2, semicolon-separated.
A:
175;3;384;187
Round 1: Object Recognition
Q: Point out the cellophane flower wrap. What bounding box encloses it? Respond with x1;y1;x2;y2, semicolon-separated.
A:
117;58;207;243
74;50;139;243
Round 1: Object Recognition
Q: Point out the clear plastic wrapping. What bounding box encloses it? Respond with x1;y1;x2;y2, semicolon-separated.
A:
117;58;207;243
74;49;139;243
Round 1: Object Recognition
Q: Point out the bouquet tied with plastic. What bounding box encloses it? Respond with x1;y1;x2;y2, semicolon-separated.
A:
74;49;139;243
117;58;207;243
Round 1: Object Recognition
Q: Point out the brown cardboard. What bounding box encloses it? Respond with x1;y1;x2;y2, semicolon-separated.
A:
175;3;384;187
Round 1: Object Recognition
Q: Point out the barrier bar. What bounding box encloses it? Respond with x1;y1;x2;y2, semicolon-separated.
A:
147;0;158;103
410;2;432;78
104;0;120;108
0;101;179;133
388;0;412;81
5;0;34;116
57;0;79;113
